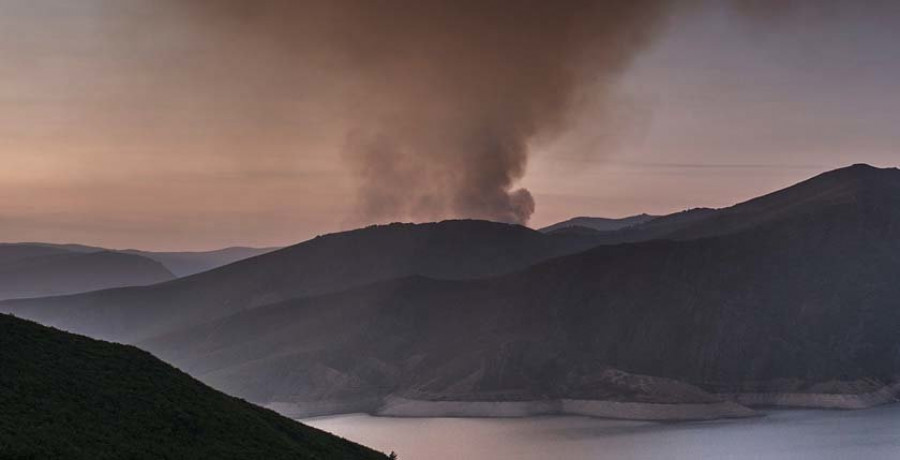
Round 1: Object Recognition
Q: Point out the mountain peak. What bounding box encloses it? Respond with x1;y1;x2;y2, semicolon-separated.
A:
804;164;900;200
730;163;900;208
829;162;897;176
604;164;900;244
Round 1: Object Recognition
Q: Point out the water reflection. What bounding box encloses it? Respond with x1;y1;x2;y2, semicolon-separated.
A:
304;404;900;460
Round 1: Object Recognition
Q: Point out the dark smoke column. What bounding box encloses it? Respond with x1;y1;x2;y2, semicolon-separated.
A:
342;0;672;225
177;0;674;225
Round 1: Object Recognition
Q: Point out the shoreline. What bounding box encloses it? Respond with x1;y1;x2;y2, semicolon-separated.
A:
376;397;758;421
266;397;757;422
721;381;900;410
268;383;900;422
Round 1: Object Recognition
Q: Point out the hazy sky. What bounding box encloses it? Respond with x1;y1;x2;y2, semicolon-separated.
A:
1;1;898;250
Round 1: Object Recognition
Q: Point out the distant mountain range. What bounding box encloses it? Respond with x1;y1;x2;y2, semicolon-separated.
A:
0;313;389;459
4;164;900;421
539;214;658;234
0;220;602;342
0;244;174;300
0;243;276;301
121;246;278;277
17;242;277;277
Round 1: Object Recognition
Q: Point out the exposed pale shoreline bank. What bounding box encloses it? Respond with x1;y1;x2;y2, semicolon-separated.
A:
724;382;900;410
374;397;757;421
269;383;900;422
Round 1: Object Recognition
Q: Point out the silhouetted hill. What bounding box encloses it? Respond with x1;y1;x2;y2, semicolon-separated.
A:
1;220;599;341
590;164;900;244
0;243;73;265
539;214;657;233
122;246;278;277
139;165;900;416
0;245;174;300
543;225;604;236
0;313;388;460
18;242;277;277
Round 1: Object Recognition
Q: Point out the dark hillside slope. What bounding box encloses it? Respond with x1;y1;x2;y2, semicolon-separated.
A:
0;314;388;460
144;165;900;412
652;163;900;241
592;164;899;244
1;220;598;342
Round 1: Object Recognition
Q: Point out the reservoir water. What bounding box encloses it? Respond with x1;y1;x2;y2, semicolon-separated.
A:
305;404;900;459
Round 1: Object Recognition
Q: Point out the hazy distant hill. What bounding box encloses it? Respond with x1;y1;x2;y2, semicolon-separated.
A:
122;246;278;277
138;164;900;417
0;220;600;342
0;243;74;265
0;313;388;460
20;242;277;277
539;214;658;234
0;245;174;300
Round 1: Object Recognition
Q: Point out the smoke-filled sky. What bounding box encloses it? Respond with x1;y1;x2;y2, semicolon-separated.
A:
1;0;898;250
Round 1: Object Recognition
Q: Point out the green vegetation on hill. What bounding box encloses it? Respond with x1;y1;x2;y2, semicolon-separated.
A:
0;314;388;460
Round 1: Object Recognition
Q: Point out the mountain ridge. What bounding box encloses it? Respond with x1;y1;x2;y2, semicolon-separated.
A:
0;220;601;342
134;164;900;419
539;214;658;234
4;164;900;421
4;242;278;277
0;313;389;459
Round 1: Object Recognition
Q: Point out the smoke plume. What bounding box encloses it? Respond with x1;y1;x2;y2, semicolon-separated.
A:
174;0;883;225
334;1;674;224
179;0;674;224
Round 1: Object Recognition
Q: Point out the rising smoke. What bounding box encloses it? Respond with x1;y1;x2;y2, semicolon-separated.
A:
178;0;674;224
330;1;674;225
174;0;872;225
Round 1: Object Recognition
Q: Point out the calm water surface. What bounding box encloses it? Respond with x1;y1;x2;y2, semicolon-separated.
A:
304;404;900;460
